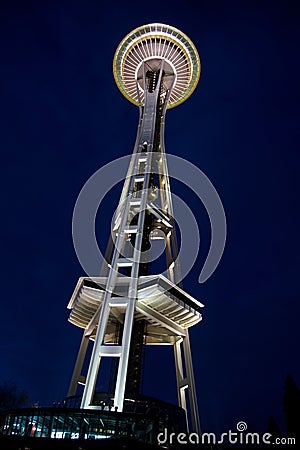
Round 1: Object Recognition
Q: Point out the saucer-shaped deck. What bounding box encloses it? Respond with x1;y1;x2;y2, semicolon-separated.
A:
113;23;200;109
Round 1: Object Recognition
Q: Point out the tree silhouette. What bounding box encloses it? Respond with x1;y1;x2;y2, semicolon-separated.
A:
268;415;281;439
283;375;300;441
0;381;29;410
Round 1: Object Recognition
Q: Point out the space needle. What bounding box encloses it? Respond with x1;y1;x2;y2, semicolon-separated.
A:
67;23;203;439
0;24;206;446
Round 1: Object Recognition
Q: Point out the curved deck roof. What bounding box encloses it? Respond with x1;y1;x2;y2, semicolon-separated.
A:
68;275;203;344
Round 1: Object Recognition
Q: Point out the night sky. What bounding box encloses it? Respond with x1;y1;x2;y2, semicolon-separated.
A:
1;0;300;437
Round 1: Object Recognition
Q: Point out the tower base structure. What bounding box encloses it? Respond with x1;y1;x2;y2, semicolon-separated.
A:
0;399;185;446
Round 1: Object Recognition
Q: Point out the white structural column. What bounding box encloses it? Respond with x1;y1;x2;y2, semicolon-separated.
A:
112;150;153;411
174;332;201;434
183;329;201;434
68;333;90;397
174;337;187;412
80;294;112;408
112;299;135;410
158;149;182;285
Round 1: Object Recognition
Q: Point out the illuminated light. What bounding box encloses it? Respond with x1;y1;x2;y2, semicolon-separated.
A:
51;431;64;439
161;218;172;228
169;261;175;269
167;231;172;238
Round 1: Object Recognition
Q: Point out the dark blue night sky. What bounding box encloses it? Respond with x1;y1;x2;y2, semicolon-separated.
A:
1;0;299;437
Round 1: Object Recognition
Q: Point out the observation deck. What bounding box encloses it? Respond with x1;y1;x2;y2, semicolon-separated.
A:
68;275;203;345
113;23;200;108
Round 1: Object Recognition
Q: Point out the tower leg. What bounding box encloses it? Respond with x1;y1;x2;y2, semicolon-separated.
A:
80;300;111;408
113;300;135;411
182;329;201;435
174;338;188;420
68;332;89;397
